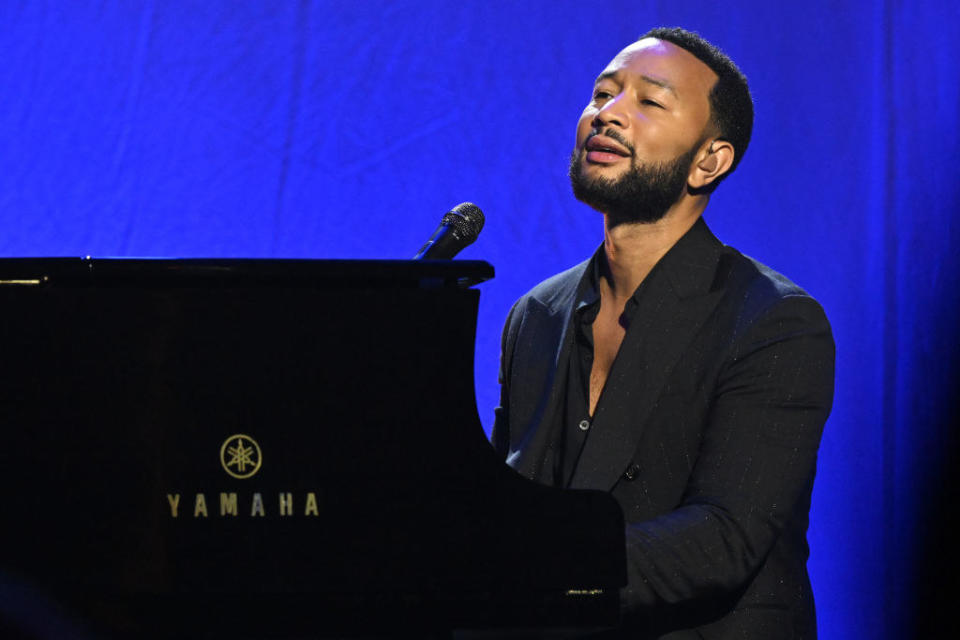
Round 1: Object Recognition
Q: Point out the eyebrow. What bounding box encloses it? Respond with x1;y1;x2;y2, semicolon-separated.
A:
595;71;678;97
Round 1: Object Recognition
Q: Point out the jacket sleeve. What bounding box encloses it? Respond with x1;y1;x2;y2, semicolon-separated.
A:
491;298;521;460
620;294;835;614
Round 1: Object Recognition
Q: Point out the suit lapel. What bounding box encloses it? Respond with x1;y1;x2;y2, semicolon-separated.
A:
568;218;726;491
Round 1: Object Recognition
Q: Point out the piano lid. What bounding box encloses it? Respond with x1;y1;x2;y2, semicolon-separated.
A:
0;257;495;289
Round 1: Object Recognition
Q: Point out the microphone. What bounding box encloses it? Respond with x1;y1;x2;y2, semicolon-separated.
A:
413;202;485;260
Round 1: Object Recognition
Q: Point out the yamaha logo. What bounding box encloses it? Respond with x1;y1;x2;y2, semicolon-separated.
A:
220;434;262;479
165;433;320;518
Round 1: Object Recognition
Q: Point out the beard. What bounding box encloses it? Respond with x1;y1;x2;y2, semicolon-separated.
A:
569;133;698;227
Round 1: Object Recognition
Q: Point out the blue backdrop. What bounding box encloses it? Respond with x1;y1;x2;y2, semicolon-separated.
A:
2;1;958;637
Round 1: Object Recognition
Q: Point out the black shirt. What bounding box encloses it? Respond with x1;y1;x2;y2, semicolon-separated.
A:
555;247;642;487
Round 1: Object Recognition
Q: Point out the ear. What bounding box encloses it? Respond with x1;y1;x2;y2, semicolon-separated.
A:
689;138;734;190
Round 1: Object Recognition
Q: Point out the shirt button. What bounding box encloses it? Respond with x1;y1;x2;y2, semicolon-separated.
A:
578;419;590;431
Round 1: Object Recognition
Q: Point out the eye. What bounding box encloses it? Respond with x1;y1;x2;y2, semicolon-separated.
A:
594;90;614;101
641;99;664;109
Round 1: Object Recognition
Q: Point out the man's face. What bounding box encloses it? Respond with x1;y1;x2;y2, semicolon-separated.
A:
569;38;718;224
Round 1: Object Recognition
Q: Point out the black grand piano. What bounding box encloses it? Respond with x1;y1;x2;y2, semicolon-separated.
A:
0;259;625;638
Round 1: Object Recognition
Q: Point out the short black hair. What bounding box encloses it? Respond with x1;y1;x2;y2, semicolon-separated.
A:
640;27;754;191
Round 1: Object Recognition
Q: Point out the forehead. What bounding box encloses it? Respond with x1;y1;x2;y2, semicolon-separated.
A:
598;38;718;102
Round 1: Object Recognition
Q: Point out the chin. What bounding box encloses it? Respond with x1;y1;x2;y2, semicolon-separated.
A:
583;162;628;180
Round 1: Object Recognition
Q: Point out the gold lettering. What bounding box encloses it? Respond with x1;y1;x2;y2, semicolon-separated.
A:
305;492;319;516
166;493;180;518
251;492;265;517
279;492;293;516
220;492;238;516
194;493;208;518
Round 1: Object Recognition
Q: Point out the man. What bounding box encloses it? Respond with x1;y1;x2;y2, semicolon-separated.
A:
492;28;835;639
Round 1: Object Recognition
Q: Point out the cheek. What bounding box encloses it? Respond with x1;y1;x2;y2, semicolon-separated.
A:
635;121;685;158
575;108;595;147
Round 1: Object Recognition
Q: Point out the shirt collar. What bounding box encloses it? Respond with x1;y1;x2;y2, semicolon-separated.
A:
572;243;647;321
573;244;604;314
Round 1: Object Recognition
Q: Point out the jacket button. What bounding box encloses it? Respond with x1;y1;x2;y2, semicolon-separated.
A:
622;464;640;481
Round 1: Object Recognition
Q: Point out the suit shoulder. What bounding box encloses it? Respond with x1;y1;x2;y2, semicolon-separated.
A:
718;246;830;329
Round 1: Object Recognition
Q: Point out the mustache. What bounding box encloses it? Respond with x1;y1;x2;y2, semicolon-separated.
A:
586;128;635;156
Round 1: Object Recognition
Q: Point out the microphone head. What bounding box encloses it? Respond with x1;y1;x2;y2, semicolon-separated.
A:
441;202;485;245
413;202;486;260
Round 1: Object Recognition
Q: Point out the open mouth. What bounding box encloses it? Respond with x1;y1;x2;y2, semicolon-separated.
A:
585;135;631;157
584;135;632;164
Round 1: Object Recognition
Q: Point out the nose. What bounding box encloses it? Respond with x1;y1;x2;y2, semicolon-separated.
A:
592;92;629;130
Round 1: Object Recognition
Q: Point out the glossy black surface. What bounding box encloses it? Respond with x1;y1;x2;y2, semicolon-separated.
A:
0;257;495;288
0;260;624;638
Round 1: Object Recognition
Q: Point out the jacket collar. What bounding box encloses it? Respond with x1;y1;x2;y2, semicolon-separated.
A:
535;216;723;314
660;216;724;299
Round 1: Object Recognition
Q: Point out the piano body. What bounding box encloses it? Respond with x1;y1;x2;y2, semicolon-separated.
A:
0;259;625;638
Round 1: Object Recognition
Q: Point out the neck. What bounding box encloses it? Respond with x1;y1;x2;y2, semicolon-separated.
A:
600;197;706;301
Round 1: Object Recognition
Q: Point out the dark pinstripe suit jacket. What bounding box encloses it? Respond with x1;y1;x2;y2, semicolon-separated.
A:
492;218;835;639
